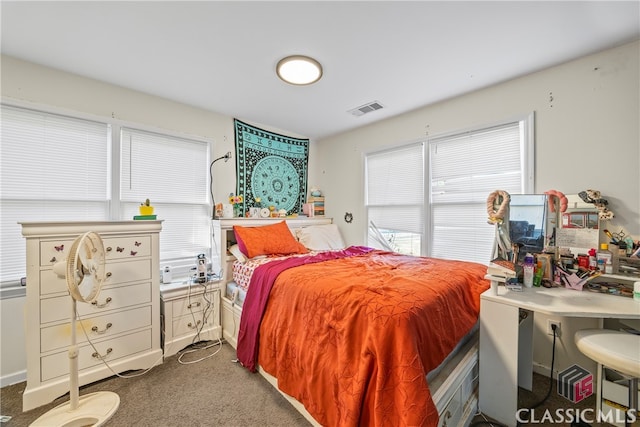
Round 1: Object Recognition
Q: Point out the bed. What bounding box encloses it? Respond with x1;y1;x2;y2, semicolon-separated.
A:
214;218;489;427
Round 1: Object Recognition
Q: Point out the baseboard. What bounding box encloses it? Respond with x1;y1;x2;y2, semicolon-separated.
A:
532;361;555;379
1;369;26;388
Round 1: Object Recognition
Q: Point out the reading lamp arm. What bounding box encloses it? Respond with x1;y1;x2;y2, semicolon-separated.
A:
210;152;232;218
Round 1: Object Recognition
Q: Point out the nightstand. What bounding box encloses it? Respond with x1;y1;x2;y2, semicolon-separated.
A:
160;279;221;357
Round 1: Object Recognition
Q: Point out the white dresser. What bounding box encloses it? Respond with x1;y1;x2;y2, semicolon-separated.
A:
20;221;163;411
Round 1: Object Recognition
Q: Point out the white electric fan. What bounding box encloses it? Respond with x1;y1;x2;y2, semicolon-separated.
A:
31;231;120;427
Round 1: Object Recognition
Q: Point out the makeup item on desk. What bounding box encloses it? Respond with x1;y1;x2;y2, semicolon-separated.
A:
505;278;523;292
533;261;544;287
577;254;589;269
523;253;535;288
603;229;618;244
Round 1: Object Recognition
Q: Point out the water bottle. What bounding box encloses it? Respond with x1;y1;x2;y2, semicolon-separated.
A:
523;253;534;288
533;261;544;287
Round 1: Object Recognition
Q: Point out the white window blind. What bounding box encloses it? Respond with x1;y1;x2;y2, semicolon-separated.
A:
1;105;110;284
364;115;532;264
120;128;210;271
429;121;529;263
365;142;424;254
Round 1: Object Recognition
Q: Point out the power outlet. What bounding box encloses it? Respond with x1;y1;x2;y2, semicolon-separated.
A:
547;320;561;337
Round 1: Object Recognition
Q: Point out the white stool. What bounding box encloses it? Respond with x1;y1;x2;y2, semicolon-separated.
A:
575;329;640;426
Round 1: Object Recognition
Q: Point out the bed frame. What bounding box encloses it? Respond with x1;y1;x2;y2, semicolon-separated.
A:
213;217;479;427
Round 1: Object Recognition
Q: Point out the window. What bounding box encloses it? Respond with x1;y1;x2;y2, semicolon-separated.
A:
365;114;533;264
429;117;533;263
365;142;424;255
0;105;111;292
1;104;212;296
120;128;210;276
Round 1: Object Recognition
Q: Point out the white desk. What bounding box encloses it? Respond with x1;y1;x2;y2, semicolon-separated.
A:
479;285;640;426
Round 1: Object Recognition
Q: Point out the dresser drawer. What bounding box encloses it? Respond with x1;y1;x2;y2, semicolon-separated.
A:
103;236;151;260
39;235;151;266
40;258;152;295
41;281;152;324
171;311;217;339
40;240;74;267
41;329;152;382
41;306;152;353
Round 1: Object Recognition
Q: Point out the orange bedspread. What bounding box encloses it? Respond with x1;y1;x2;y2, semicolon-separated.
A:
257;250;489;427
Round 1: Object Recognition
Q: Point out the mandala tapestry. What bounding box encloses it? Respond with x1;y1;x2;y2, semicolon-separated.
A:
234;119;309;215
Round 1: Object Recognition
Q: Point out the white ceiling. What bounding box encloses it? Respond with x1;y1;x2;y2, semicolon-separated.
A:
2;1;639;140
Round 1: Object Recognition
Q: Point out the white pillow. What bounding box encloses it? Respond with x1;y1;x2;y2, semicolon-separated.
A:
296;224;346;251
228;244;247;263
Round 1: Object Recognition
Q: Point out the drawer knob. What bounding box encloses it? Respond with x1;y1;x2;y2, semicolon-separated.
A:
91;322;113;334
92;347;113;360
187;320;202;329
116;247;124;253
91;297;112;308
50;257;57;263
106;246;113;252
187;302;201;309
105;272;112;278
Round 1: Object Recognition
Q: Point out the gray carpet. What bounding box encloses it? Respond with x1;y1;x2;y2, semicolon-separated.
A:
1;341;310;427
0;340;616;427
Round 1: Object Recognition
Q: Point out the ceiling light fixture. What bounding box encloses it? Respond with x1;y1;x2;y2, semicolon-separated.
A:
276;55;323;85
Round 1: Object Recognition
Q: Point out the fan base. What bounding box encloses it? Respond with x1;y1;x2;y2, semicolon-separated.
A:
30;391;119;427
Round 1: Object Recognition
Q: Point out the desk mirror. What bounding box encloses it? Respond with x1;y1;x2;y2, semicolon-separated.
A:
556;194;599;255
509;194;548;261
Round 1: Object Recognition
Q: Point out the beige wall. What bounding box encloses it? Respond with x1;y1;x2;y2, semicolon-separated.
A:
2;41;639;384
313;40;639;248
0;55;310;385
311;40;640;377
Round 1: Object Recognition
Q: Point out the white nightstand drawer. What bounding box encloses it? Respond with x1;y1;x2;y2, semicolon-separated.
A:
104;236;151;260
40;258;151;295
171;293;210;315
171;311;216;338
41;306;152;353
41;281;152;324
41;329;152;382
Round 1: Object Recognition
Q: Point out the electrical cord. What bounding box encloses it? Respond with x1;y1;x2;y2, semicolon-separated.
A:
472;323;558;427
76;306;165;379
528;323;557;410
514;322;558;426
77;276;224;377
177;278;224;365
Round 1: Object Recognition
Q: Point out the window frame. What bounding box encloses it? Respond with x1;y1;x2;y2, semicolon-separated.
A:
365;113;534;263
0;100;213;298
426;113;534;263
364;140;426;255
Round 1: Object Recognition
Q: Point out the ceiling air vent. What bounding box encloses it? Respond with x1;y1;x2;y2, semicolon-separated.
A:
348;101;384;117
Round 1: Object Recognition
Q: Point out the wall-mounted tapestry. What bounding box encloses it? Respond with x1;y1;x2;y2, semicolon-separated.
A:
234;119;309;215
